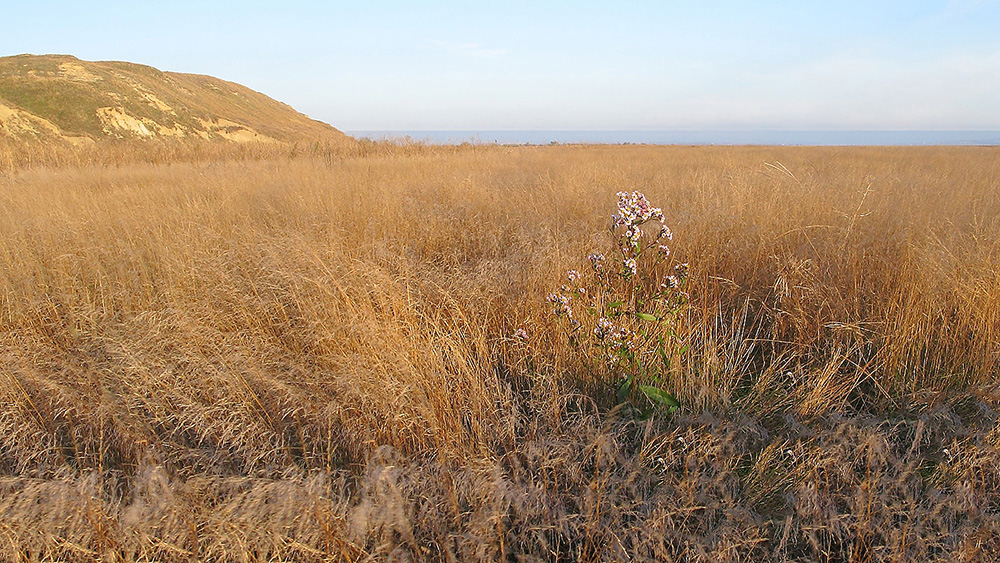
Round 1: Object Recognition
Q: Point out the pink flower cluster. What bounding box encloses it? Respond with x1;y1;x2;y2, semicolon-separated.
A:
624;258;637;276
546;269;590;327
546;292;572;318
594;317;631;344
529;190;687;358
614;191;664;227
610;191;674;277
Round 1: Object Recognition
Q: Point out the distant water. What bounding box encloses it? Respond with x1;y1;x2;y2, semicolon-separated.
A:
349;130;1000;146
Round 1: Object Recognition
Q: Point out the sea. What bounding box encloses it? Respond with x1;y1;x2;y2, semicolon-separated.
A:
348;130;1000;146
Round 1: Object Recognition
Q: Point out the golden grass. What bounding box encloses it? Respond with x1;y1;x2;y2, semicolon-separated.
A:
1;143;999;561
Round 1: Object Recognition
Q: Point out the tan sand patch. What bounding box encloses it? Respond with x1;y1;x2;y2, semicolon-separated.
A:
140;91;174;113
59;62;102;83
154;122;187;137
63;135;95;147
96;107;154;137
128;82;176;114
0;101;61;137
195;117;277;143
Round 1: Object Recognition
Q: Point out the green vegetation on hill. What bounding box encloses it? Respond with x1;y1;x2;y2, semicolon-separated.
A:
0;71;107;136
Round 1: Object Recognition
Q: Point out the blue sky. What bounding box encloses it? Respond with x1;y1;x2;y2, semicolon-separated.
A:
3;1;999;130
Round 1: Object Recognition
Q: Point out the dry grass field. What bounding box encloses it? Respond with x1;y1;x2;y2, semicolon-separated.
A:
1;142;999;561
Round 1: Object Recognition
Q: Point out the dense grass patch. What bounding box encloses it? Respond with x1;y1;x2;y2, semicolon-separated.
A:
1;144;998;561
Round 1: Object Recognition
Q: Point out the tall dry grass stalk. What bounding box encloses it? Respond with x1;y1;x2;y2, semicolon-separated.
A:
1;144;998;561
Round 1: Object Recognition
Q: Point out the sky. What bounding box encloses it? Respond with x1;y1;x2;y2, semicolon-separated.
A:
2;1;999;131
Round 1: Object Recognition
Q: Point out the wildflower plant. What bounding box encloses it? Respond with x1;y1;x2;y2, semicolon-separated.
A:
541;191;689;417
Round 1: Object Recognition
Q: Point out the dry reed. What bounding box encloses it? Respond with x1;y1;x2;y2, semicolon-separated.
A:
1;143;998;561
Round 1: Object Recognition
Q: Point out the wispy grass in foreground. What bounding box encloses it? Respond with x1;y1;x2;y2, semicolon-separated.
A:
1;144;998;561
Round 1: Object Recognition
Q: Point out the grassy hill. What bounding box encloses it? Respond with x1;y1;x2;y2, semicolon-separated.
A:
0;54;351;146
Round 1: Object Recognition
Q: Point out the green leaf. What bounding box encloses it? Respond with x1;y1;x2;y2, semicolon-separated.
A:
617;374;633;403
608;301;623;308
658;346;671;369
638;385;680;411
636;312;658;322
